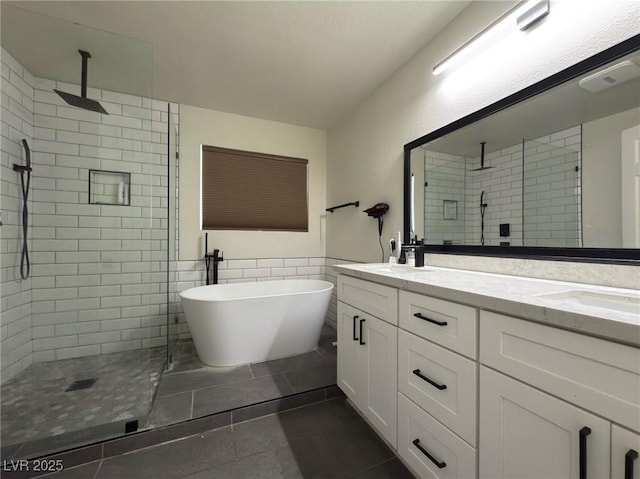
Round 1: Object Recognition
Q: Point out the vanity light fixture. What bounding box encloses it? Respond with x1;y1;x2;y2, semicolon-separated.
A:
432;0;551;76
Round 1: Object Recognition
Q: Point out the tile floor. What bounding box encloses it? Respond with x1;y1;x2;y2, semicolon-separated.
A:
149;323;338;428
38;398;416;479
1;348;166;452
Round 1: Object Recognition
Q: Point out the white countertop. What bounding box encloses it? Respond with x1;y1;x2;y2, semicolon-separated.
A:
334;263;640;347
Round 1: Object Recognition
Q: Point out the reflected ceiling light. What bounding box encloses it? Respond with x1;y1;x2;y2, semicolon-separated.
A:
433;0;551;76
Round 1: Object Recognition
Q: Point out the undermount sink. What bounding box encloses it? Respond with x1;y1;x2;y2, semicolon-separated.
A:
357;264;431;275
538;290;640;315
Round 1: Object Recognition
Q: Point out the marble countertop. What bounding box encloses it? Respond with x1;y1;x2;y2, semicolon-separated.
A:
333;263;640;347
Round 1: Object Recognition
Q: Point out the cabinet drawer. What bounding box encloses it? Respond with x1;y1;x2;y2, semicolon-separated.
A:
338;275;398;325
398;330;476;446
399;290;477;359
398;393;476;479
612;425;640;479
480;310;640;432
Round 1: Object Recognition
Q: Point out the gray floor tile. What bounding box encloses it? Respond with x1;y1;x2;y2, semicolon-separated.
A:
349;458;416;478
148;391;193;427
250;350;328;377
95;426;236;479
286;420;395;478
184;448;302;479
233;398;362;458
284;364;336;393
157;365;252;397
40;461;101;479
192;374;293;418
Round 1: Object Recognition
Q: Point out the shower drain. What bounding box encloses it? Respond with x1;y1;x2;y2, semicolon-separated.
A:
65;378;97;392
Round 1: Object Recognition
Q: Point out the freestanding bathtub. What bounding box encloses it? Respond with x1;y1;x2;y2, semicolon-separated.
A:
179;279;334;367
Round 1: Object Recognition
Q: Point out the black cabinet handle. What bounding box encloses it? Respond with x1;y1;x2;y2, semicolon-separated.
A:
626;449;638;479
412;369;447;390
579;426;591;479
412;439;446;469
413;312;447;326
352;315;359;341
359;318;366;345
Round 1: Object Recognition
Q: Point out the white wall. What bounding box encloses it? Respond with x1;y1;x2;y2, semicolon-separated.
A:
583;108;640;247
179;104;327;261
326;0;640;262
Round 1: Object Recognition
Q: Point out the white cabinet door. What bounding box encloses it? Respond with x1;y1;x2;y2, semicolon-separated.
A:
612;424;640;479
480;366;610;479
337;301;398;448
337;301;364;402
362;313;398;448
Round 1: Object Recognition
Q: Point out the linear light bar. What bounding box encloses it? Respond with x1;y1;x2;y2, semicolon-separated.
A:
433;0;551;76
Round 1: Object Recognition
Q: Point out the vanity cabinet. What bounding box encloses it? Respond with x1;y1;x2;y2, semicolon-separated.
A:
337;276;398;447
480;310;640;479
336;270;640;479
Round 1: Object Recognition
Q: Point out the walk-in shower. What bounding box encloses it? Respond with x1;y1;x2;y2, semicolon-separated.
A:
1;5;173;458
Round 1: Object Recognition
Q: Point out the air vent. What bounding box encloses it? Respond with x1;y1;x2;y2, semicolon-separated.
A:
578;60;640;93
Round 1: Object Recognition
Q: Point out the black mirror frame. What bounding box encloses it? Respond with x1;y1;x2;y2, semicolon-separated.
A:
403;33;640;265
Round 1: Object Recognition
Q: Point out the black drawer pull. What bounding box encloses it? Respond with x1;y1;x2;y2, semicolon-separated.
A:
625;449;638;479
412;369;447;390
579;426;591;479
412;439;446;469
352;315;359;341
359;318;366;345
413;312;447;326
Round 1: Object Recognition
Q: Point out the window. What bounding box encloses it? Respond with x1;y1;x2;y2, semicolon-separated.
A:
201;145;308;231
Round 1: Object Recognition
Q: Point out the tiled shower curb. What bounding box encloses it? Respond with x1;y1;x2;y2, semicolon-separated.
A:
1;385;345;479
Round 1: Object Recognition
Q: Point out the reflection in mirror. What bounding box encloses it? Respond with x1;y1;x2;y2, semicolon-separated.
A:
408;40;640;252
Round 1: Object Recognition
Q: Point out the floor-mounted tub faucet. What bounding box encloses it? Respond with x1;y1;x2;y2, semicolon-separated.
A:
204;233;224;285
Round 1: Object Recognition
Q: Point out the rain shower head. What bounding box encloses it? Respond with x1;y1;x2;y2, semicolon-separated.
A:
470;141;493;171
53;50;108;115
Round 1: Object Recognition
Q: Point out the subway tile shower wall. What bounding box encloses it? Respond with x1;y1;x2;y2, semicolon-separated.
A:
425;126;581;247
1;48;35;384
0;46;180;375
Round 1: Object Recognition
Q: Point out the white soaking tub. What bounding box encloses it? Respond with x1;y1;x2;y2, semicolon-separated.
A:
179;279;333;366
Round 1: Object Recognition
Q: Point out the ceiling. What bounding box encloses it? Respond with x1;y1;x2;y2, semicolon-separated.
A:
2;1;471;129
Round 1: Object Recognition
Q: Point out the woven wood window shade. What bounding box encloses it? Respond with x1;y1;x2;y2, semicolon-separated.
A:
202;146;309;231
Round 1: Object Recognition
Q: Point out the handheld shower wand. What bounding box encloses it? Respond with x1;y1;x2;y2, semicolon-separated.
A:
480;191;488;246
13;139;32;279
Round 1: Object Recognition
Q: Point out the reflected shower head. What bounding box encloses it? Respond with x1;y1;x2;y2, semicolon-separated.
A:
54;50;108;115
470;141;493;171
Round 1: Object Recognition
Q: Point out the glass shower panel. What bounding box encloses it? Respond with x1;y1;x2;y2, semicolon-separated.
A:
1;5;166;457
166;103;179;368
423;150;467;245
523;136;582;247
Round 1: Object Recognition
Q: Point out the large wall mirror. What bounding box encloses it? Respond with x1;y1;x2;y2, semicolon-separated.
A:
404;34;640;264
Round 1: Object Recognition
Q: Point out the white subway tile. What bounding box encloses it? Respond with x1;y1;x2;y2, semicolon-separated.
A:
79;262;121;275
78;331;121;345
55;322;99;336
33;335;77;352
55;298;100;312
56;345;100;360
284;258;309;267
78;307;121;321
78;239;121;251
257;258;284;268
78;285;121;298
56;275;100;287
101;340;141;354
243;268;270;278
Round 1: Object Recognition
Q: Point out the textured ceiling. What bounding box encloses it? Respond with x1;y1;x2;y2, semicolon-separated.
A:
2;1;471;129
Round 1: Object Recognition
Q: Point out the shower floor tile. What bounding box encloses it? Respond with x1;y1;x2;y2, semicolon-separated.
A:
0;347;165;452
